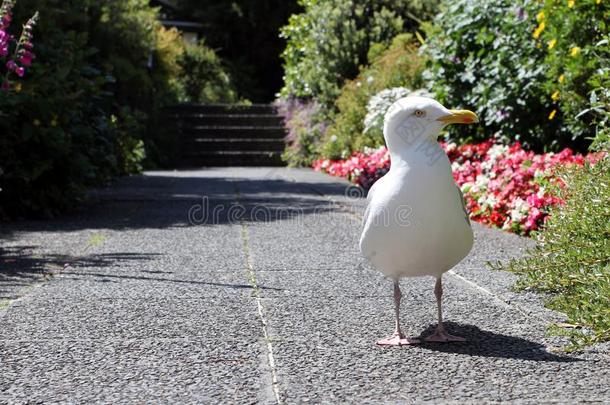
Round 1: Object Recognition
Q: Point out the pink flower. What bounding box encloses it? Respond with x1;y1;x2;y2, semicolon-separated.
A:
18;50;34;66
313;140;605;236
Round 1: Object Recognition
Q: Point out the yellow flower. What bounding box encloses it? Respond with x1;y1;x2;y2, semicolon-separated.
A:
596;0;601;4
533;22;545;39
570;46;581;57
549;109;557;120
14;82;22;93
548;38;557;49
33;119;41;127
559;74;565;83
51;115;58;127
536;11;545;22
551;91;560;101
568;0;575;7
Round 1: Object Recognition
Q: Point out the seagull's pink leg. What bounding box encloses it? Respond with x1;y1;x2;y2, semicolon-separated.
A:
425;276;466;343
377;280;420;346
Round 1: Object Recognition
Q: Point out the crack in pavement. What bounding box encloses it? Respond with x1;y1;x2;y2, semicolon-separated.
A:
234;180;282;405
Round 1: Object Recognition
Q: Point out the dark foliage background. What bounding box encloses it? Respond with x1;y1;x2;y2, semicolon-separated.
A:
177;0;301;102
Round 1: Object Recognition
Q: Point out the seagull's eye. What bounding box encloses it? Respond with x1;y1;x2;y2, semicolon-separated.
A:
414;110;426;118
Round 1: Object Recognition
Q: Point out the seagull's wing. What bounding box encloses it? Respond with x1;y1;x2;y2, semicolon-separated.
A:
362;176;383;225
455;184;471;225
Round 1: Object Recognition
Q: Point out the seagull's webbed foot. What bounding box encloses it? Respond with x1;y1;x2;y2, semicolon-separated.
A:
377;331;420;346
424;327;466;343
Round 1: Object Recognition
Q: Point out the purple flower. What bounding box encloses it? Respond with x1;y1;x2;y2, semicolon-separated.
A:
18;50;33;66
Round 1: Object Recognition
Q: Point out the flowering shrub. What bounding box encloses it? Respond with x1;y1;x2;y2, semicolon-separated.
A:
363;87;433;140
363;87;412;135
0;0;37;92
497;155;610;348
275;97;329;167
536;0;609;141
423;0;566;151
313;141;605;235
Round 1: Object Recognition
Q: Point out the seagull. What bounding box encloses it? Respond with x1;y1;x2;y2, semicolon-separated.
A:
359;96;478;346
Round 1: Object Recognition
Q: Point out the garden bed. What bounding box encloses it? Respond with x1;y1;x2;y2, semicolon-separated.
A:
313;140;605;236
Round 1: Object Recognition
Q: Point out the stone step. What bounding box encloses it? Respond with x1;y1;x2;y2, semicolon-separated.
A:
170;114;284;127
166;103;276;115
167;103;287;167
184;138;285;152
180;126;286;139
177;151;284;167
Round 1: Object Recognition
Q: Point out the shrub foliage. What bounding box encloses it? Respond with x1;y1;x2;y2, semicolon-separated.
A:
0;0;235;218
280;0;437;107
496;153;610;348
423;0;563;150
537;0;610;142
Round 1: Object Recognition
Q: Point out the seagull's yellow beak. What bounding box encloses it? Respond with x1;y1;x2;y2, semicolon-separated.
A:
437;109;479;125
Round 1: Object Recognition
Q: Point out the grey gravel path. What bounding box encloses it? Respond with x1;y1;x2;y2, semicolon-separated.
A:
1;167;608;403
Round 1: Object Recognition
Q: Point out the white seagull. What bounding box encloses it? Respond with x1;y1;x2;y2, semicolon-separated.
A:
359;96;478;346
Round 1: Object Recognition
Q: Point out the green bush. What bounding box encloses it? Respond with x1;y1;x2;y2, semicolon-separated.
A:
0;0;236;219
276;98;328;167
179;39;238;104
319;34;425;159
583;32;610;152
423;0;570;151
279;0;438;107
0;4;120;218
495;148;609;349
537;0;609;143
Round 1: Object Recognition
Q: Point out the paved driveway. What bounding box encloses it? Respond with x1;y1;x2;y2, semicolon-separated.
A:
1;168;608;403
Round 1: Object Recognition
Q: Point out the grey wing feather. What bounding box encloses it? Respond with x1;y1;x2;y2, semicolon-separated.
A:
455;184;470;224
362;179;380;225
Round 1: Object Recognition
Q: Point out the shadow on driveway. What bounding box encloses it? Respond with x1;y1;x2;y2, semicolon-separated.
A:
418;322;579;363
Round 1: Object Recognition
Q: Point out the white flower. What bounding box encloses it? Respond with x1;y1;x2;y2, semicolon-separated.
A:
509;197;530;222
510;209;524;222
474;174;490;191
330;135;338;142
363;87;412;135
460;183;473;193
482;144;508;171
479;194;497;208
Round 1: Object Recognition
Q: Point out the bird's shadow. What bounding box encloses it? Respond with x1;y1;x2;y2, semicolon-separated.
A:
417;322;579;363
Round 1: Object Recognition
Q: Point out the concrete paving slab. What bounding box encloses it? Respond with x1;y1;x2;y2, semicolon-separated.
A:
1;167;608;403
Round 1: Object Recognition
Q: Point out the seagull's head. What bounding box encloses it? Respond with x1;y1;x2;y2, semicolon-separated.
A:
383;96;478;149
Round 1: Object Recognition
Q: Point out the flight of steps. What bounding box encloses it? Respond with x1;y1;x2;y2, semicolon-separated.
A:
166;104;287;167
